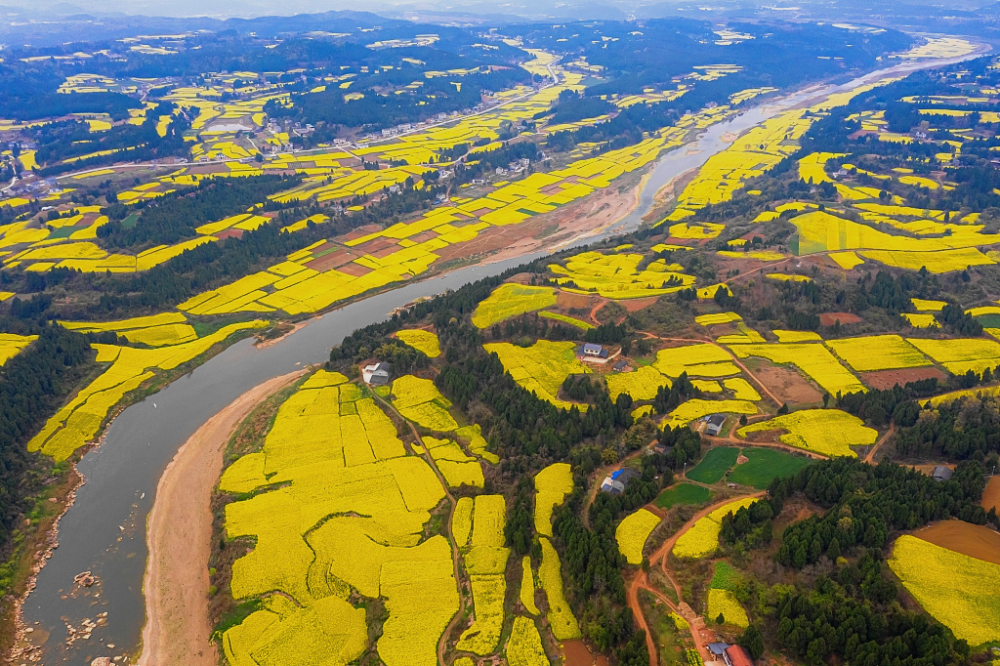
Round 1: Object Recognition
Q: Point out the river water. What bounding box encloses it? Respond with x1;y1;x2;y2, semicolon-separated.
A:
20;44;990;664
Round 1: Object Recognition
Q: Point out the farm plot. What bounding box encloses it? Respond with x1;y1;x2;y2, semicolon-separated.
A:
472;284;558;329
615;508;661;565
653;343;741;378
672;497;759;559
706;589;749;628
738;409;875;457
726;448;813;488
906;337;1000;375
422;437;484;488
655;483;712;509
30;321;267;461
539;537;582;640
687;447;740;484
506;616;548;666
534;462;573;537
722;378;761;401
219;372;458;666
457;495;510;655
59;311;199;347
0;333;37;366
548;251;696;299
606;365;672;402
826;335;931;372
728;343;866;396
661;399;757;430
484;340;590;410
394;329;440;358
519;556;540;615
888;535;1000;646
391;375;458;431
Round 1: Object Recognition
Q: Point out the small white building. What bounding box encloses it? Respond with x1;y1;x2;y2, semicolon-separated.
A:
362;362;392;386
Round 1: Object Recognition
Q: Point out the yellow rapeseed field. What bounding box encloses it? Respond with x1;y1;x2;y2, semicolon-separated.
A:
534;462;573;537
395;329;441;357
606;365;672;402
484;340;590;410
539;537;581;640
615;508;661;564
391;375;459;431
661;399;757;430
0;333;37;366
722;378;761;401
220;370;459;666
738;409;874;457
457;495;509;654
826;335;931;372
888;535;1000;646
471;284;558;329
506;616;549;666
907;337;1000;375
707;589;749;628
728;342;866;396
672;497;759;559
549;251;695;299
30;321;267;460
423;437;484;488
653;343;740;378
519;556;540;615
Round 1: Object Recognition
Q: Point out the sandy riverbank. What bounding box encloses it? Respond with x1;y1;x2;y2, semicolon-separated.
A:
138;369;306;666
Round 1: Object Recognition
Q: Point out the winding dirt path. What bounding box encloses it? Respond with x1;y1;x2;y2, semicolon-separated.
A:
627;492;766;666
372;392;464;666
864;423;895;464
139;369;306;666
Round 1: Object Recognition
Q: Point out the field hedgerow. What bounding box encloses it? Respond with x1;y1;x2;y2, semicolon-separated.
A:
738;409;874;457
888;535;1000;646
615;508;661;564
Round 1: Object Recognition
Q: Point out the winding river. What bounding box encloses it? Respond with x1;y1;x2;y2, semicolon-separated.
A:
20;43;990;664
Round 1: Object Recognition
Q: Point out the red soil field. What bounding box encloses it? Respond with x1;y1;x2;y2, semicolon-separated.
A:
862;367;947;390
752;362;823;405
912;519;1000;566
819;312;862;326
982;476;1000;514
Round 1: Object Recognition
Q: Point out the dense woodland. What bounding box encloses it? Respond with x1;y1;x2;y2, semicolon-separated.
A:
0;324;94;594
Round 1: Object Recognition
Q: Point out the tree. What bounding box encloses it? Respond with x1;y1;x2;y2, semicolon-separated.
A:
740;625;765;660
716;613;726;625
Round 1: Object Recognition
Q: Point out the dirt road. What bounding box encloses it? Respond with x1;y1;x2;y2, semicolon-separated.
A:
139;370;305;666
627;492;766;666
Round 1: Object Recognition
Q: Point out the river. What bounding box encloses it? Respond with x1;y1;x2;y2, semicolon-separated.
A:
20;42;990;664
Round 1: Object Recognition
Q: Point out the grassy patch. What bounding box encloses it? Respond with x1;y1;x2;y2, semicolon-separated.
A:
710;561;741;591
655;483;712;509
727;447;813;489
687;446;739;484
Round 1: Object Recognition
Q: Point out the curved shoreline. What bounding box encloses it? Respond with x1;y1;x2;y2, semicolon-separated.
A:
138;369;306;666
